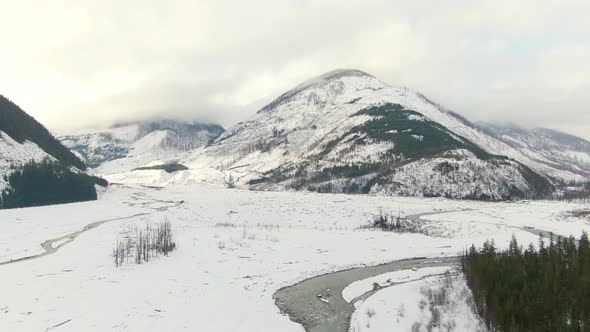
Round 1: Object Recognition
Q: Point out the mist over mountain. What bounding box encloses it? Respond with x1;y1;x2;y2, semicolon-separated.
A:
104;69;589;200
477;123;590;180
58;119;224;174
6;69;588;203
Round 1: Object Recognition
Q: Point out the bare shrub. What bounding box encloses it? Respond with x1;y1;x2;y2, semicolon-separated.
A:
225;173;236;188
215;222;237;228
112;219;177;267
366;307;376;318
419;299;428;311
417;272;481;331
366;208;426;234
430;306;441;328
569;209;590;218
372;208;394;230
397;303;406;318
551;185;590;203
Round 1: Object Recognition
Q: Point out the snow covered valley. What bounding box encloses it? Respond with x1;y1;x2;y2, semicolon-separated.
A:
1;185;589;332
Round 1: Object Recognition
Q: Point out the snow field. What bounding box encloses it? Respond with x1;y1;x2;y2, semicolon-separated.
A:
342;266;453;303
0;184;588;331
350;272;486;332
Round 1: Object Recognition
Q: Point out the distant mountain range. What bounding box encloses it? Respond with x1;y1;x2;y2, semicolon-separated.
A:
4;69;589;204
58;120;224;175
105;69;590;200
476;123;590;180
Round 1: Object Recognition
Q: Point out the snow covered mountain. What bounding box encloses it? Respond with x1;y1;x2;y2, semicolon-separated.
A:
477;123;590;182
0;95;86;191
0;132;51;191
109;69;579;200
58;120;224;175
0;95;108;209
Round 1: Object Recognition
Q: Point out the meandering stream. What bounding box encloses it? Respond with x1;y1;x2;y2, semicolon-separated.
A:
274;209;552;332
274;256;460;332
0;191;182;266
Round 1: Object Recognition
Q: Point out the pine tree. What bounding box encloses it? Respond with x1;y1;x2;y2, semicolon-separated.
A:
462;233;590;331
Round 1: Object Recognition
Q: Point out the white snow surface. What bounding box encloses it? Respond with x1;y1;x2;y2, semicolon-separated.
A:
0;131;53;191
1;184;589;331
350;274;486;332
342;266;452;303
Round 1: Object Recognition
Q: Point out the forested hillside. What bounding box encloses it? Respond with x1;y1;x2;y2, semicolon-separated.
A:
463;234;590;331
0;159;107;209
0;94;109;209
0;95;86;170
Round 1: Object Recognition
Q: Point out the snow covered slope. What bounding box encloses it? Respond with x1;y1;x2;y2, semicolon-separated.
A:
0;132;52;190
106;70;589;200
477;123;590;182
0;95;86;191
106;69;562;200
58;120;224;175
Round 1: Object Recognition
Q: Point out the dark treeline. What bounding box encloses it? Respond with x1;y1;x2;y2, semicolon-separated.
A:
463;234;590;331
1;159;107;209
551;185;590;203
0;95;86;170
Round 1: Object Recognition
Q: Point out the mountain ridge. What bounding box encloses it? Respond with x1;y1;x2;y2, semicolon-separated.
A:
476;122;590;181
0;95;86;170
80;69;588;200
102;69;580;200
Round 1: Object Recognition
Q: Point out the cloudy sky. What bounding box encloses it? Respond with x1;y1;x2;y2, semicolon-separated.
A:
1;0;589;139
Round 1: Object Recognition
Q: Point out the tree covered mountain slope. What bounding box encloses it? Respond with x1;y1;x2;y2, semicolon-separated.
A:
0;95;85;169
58;120;224;175
0;131;52;191
107;69;564;200
0;95;105;208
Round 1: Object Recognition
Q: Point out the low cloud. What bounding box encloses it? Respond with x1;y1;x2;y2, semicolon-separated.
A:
0;0;588;139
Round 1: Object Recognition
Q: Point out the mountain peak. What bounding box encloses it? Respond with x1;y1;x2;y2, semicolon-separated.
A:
316;69;374;80
258;69;376;113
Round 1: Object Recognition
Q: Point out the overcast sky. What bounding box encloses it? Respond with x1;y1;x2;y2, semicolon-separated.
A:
1;0;589;139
